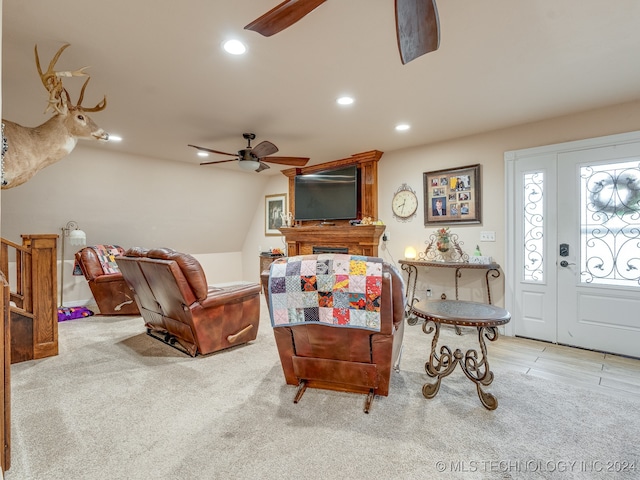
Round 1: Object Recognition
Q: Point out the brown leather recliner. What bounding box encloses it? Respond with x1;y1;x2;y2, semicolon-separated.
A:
261;254;405;413
116;247;261;357
74;245;140;315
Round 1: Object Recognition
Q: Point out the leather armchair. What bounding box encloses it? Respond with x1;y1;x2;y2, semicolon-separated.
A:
74;245;140;315
116;247;261;356
262;254;405;413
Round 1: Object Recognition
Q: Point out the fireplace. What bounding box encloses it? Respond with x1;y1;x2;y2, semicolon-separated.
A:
312;246;349;254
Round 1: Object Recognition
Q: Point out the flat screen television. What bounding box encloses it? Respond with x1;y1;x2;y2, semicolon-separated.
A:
294;165;358;222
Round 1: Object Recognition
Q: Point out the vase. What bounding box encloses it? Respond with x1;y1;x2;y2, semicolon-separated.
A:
437;236;452;261
436;237;450;251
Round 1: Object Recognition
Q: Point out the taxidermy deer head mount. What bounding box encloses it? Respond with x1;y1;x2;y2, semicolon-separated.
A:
1;43;108;189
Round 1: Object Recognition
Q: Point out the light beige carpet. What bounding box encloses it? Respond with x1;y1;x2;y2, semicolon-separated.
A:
5;298;640;479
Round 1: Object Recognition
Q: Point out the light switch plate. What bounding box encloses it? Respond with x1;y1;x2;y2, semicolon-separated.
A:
480;231;496;242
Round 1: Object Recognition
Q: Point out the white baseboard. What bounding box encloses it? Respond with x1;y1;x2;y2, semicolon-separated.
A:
60;298;93;308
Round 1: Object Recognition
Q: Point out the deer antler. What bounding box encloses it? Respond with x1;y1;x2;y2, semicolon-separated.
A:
34;43;91;114
75;77;107;112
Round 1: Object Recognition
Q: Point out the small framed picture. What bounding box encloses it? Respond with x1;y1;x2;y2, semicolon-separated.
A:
423;164;481;225
265;193;287;236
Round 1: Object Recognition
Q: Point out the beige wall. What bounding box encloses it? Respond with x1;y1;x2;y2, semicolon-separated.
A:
241;174;289;283
1;145;268;253
374;100;640;304
2;99;640;306
1;144;270;304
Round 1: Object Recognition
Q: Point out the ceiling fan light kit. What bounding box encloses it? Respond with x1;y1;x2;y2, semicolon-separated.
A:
238;160;261;171
244;0;440;64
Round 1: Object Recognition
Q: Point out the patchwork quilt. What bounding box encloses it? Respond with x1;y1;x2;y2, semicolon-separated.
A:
73;244;122;276
268;254;384;331
91;244;122;274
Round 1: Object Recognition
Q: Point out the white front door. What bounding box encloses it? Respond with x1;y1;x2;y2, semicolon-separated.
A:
506;132;640;358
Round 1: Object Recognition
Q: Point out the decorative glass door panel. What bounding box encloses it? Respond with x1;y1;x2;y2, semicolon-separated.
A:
580;160;640;287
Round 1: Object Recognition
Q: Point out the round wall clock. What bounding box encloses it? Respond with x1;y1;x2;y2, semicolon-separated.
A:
391;183;418;221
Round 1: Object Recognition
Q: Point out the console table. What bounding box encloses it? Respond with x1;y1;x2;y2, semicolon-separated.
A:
399;260;501;326
410;299;511;410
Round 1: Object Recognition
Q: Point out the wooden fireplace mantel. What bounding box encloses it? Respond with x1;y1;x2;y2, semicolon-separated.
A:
281;150;383;224
279;150;385;256
279;224;386;257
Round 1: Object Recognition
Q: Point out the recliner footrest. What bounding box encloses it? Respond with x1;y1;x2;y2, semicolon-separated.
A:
292;356;379;389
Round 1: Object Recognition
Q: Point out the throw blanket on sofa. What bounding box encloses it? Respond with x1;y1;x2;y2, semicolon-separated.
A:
91;244;122;274
268;254;383;331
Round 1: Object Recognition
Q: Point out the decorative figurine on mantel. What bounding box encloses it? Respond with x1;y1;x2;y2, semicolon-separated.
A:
419;227;469;262
280;211;294;227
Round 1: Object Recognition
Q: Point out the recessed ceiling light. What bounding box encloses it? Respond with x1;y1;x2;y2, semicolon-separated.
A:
395;124;411;131
197;151;209;157
336;96;354;105
223;39;247;55
108;135;122;142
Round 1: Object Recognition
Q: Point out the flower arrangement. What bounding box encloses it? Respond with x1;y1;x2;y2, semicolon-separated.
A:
420;227;468;262
435;227;450;253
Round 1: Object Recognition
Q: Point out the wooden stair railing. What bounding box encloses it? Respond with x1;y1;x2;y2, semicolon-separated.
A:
1;237;32;312
0;272;11;473
0;234;59;363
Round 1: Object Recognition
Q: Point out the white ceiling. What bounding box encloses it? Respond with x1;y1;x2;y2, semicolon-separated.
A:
3;1;640;175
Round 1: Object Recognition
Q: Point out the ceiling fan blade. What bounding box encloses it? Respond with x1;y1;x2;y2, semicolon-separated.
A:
244;0;327;37
188;144;237;156
252;140;279;158
261;156;310;167
256;162;271;173
395;0;440;65
199;158;238;166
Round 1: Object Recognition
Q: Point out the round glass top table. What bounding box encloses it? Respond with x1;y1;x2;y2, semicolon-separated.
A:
410;299;511;410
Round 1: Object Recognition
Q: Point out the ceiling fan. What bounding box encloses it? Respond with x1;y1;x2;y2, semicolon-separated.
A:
244;0;440;64
189;133;310;172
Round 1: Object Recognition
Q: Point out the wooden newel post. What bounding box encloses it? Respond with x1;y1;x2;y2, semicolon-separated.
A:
20;234;58;359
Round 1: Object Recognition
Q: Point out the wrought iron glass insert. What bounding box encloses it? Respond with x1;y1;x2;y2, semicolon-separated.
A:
580;160;640;286
523;172;544;282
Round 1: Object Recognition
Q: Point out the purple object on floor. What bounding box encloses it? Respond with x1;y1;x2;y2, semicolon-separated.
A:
57;306;94;322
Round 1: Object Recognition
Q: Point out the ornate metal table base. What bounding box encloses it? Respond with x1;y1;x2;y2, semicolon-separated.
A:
421;320;501;410
410;299;511;411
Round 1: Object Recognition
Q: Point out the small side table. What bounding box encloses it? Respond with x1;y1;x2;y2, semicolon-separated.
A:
410;299;511;410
